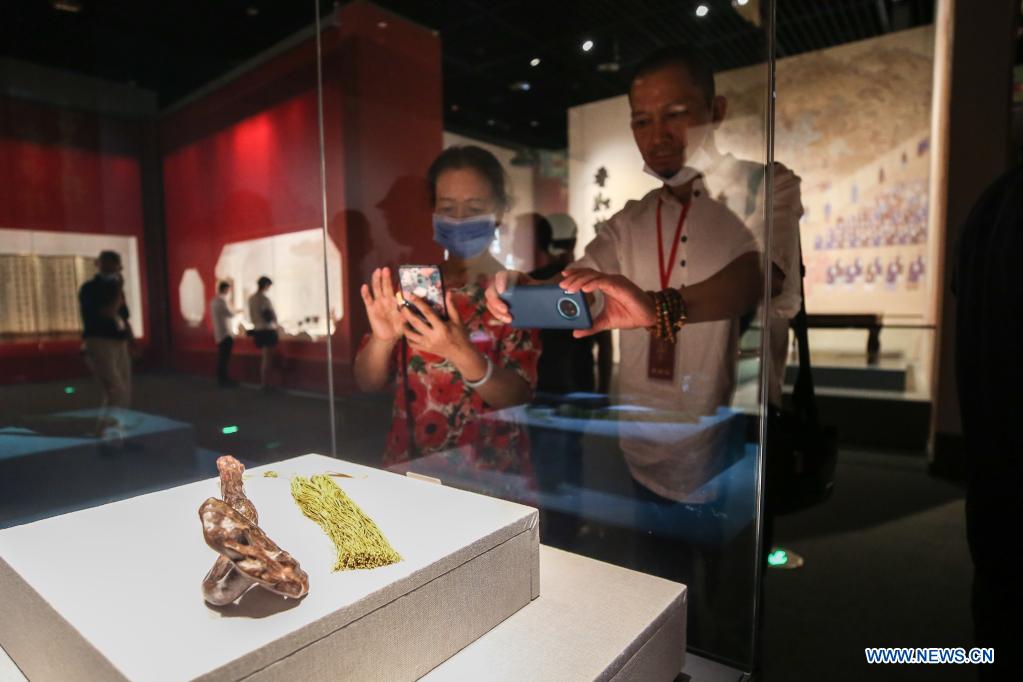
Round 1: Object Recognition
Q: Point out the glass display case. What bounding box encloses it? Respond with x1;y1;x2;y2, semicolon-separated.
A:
0;0;784;677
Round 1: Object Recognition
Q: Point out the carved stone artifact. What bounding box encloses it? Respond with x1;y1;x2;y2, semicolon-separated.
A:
200;456;309;605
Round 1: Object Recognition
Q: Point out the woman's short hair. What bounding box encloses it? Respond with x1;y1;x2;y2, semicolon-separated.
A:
426;145;510;209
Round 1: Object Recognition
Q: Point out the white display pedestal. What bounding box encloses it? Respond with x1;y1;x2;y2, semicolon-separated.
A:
1;544;687;681
0;455;539;681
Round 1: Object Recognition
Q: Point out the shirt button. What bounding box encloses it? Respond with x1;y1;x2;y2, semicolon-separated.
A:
680;259;687;267
681;235;688;243
694;190;701;197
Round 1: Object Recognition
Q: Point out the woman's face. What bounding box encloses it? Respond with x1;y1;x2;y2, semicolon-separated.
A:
434;168;503;222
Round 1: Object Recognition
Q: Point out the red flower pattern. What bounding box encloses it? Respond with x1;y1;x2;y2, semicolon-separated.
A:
375;278;540;471
414;410;449;450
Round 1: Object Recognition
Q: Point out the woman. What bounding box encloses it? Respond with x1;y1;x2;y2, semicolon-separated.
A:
354;146;539;471
247;275;278;390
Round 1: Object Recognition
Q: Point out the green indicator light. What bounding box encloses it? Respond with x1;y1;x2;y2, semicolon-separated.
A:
64;386;75;395
767;550;788;567
222;426;239;435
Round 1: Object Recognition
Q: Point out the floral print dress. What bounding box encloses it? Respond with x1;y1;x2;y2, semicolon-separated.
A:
363;275;540;475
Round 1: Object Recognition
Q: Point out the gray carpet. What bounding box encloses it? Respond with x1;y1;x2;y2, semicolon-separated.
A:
763;450;973;681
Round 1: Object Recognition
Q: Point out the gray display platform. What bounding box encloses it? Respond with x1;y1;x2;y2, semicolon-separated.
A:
1;544;686;681
0;454;539;681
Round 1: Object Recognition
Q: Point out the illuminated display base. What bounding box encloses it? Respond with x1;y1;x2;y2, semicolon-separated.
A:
0;454;539;681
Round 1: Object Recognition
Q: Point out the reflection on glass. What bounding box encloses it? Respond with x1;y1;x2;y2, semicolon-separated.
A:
355;146;539;481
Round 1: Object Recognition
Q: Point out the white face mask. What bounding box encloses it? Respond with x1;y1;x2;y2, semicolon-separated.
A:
642;141;713;187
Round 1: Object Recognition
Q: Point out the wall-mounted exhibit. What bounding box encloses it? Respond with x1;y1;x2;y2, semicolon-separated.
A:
569;25;936;322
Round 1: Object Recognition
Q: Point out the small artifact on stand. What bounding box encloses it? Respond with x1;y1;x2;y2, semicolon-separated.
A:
199;456;309;606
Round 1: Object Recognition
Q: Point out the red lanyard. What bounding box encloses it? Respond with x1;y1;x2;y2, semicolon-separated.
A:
656;195;690;289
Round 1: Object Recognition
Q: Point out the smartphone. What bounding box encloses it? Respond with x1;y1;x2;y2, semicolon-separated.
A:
398;264;447;320
498;284;592;330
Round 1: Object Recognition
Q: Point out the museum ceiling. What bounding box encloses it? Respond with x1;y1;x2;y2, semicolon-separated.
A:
2;0;934;149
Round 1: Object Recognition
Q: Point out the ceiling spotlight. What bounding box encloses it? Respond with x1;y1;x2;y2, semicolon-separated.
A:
52;0;83;12
530;57;541;67
736;0;749;5
696;4;709;17
487;119;496;126
581;40;594;52
530;120;540;127
246;5;259;17
450;104;460;112
510;81;531;92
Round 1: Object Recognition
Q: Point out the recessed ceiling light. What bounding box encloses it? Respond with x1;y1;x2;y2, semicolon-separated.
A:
450;104;459;112
530;57;541;67
52;0;82;12
581;40;594;52
246;5;259;17
696;4;709;17
510;81;531;92
487;119;496;126
735;0;749;5
530;120;540;128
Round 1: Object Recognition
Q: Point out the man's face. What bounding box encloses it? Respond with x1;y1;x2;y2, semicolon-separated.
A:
98;258;123;275
629;64;718;178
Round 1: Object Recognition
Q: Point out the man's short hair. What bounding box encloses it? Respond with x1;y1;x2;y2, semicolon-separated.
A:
98;250;121;265
257;276;272;289
218;281;231;294
630;45;716;105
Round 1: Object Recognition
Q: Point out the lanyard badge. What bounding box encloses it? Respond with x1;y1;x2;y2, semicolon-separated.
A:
648;196;690;381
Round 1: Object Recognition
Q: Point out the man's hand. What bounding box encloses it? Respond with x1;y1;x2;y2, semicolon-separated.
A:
559;268;655;338
484;270;535;323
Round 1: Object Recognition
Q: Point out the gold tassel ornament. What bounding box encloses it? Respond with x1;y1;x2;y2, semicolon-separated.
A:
290;475;402;571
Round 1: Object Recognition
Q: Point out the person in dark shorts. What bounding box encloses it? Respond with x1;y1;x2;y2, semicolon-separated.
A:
247;276;278;389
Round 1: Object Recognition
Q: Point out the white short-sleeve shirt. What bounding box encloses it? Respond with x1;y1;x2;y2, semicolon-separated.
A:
209;295;233;343
573;182;760;500
701;153;804;405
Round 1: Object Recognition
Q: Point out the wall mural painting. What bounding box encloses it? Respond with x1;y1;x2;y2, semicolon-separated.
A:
714;25;935;319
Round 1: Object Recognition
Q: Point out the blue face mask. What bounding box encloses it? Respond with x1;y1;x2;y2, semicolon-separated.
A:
432;214;497;259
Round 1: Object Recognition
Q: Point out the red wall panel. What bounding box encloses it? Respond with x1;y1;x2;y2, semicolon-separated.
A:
161;1;443;392
0;96;149;384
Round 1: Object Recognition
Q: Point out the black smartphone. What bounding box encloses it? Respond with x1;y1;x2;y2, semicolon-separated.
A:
498;284;592;330
398;264;447;321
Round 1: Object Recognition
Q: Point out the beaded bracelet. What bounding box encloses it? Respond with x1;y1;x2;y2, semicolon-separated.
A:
646;288;688;343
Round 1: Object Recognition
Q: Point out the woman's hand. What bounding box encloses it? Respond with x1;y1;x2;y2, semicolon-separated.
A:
401;291;476;363
559;268;656;338
359;267;403;344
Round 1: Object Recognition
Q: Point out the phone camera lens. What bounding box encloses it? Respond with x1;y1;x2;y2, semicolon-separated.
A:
557;297;580;319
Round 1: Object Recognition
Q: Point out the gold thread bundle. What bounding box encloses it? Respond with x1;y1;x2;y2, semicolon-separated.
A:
290;475;402;571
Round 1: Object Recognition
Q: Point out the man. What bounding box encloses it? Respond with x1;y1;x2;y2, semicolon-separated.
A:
489;45;802;502
210;281;236;387
954;164;1023;682
79;251;134;432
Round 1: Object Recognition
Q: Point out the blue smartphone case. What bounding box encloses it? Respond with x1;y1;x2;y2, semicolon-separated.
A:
499;284;592;330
